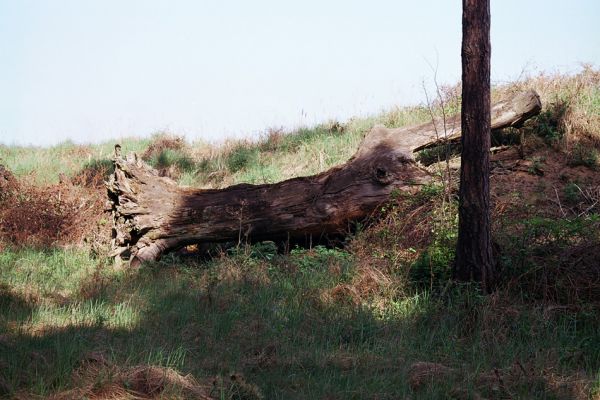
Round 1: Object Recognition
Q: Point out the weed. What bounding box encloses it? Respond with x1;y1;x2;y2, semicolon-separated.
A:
226;145;258;173
149;148;196;173
528;156;545;175
415;143;461;166
563;182;581;204
568;142;598;169
409;201;458;290
532;102;568;144
141;133;187;160
0;180;105;247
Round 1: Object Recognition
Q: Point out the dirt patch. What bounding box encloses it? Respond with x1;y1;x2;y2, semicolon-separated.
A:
491;146;600;221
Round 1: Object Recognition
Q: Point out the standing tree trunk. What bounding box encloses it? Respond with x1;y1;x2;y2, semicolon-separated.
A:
454;0;496;290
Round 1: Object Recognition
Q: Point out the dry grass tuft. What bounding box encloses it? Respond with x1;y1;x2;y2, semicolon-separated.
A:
32;352;264;400
475;363;593;400
327;265;392;306
408;362;455;390
141;134;187;161
506;239;600;305
258;127;286;152
140;134;196;180
214;373;264;400
495;66;600;148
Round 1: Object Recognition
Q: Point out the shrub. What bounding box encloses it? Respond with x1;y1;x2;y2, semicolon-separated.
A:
563;182;581;204
150;148;196;173
409;200;458;290
530;100;569;144
226;145;258;173
568;143;598;169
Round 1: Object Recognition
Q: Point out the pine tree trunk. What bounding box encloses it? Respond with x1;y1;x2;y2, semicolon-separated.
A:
454;0;495;291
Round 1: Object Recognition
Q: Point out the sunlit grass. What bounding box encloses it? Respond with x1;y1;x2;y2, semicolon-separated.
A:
0;138;150;185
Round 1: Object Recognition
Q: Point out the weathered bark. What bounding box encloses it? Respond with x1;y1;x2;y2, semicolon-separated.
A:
107;90;540;266
454;0;495;290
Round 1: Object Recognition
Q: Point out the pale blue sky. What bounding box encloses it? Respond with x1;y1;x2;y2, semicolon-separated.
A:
1;0;598;146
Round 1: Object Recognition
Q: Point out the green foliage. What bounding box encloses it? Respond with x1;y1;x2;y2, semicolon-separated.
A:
414;182;444;202
527;156;546;175
409;202;458;289
563;182;581;204
226;145;258;173
248;241;279;261
275;126;329;152
518;215;597;248
290;245;352;272
149;148;196;172
415;144;460;166
80;158;114;175
531;100;569;144
410;246;454;288
568;143;598;169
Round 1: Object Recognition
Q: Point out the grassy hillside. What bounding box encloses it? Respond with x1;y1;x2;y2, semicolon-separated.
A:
1;69;599;399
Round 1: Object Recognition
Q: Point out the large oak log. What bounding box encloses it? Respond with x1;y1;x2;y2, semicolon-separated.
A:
107;90;541;266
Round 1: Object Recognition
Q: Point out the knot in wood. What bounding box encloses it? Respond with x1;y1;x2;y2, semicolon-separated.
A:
373;166;393;185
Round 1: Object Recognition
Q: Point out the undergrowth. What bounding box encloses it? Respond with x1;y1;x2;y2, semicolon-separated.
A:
1;68;600;399
1;235;598;399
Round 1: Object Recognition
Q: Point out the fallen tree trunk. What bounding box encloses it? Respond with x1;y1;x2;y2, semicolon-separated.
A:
107;90;541;265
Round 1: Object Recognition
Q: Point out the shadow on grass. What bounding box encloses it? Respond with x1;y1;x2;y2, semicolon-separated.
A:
1;250;598;399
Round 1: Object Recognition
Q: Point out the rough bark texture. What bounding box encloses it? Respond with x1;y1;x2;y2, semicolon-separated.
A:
107;91;540;266
454;0;494;290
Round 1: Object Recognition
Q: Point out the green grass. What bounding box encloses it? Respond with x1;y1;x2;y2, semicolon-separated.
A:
0;138;150;185
2;69;600;398
1;241;598;398
1;68;599;191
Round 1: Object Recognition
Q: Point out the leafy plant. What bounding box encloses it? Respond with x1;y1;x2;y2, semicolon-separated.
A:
568;143;598;169
409;202;458;289
531;100;569;144
226;145;258;173
563;182;581;204
150;148;196;172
